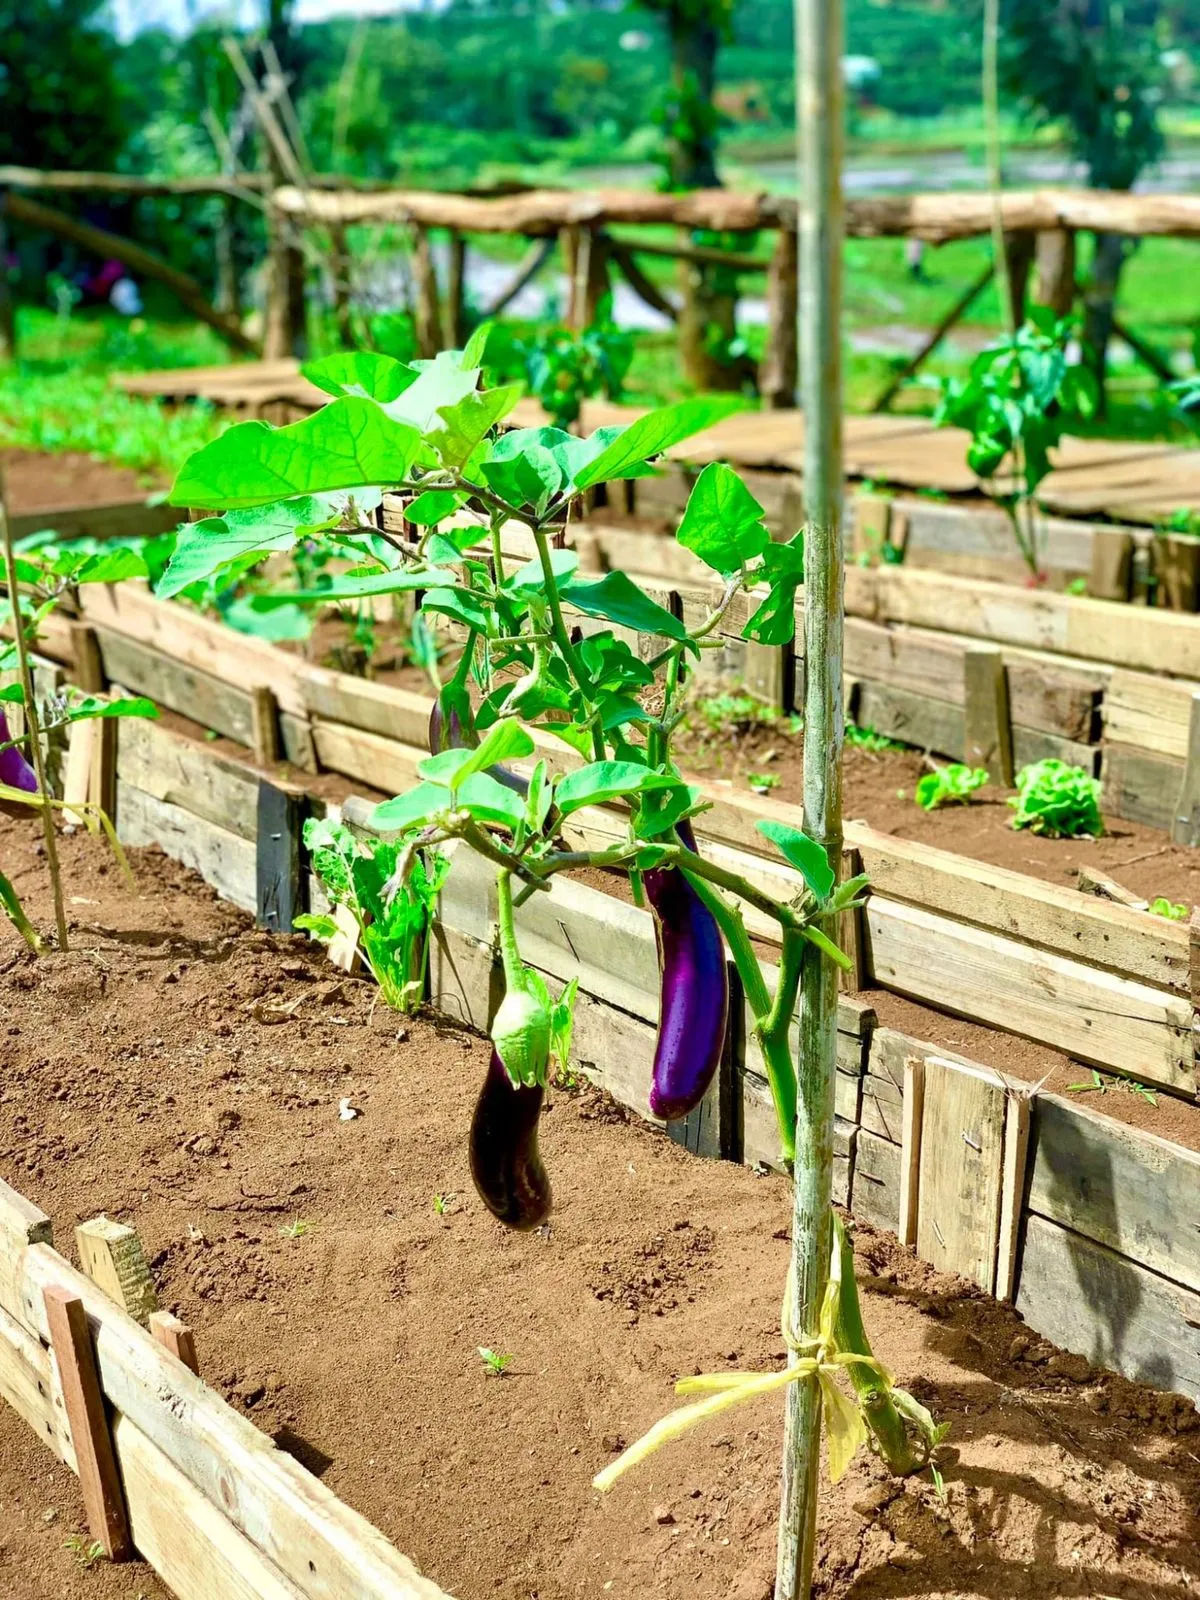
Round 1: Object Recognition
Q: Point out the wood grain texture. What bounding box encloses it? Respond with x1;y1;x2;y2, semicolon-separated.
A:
1027;1094;1200;1293
916;1056;1007;1291
0;1298;76;1469
1016;1213;1200;1402
96;628;257;746
996;1093;1031;1303
116;717;260;840
149;1311;199;1375
963;645;1013;785
864;896;1194;1092
1103;669;1198;761
117;783;257;913
850;1129;901;1232
75;1217;159;1327
1101;743;1182;833
42;1286;133;1560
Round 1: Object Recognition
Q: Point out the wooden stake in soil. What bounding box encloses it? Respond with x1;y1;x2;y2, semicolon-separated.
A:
149;1310;200;1376
75;1216;159;1328
963;644;1014;786
256;778;306;933
776;0;845;1592
42;1286;134;1561
0;461;69;951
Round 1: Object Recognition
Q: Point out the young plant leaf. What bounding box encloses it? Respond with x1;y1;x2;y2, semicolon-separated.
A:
383;350;481;431
456;717;534;783
301;352;417;403
460;320;493;370
477;447;562;513
433;385;523;469
554;760;674;816
157;493;362;599
504;549;579;594
64;696;158;722
405;489;465;526
755;819;835;900
571;396;743;490
371;781;452;833
73;547;151;585
676;462;769;575
560;572;687;640
171;398;421;509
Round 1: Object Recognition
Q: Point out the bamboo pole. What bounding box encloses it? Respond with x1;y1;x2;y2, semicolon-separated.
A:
776;0;844;1592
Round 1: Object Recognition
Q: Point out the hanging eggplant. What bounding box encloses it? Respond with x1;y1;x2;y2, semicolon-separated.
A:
644;820;729;1123
0;710;38;819
469;1050;553;1230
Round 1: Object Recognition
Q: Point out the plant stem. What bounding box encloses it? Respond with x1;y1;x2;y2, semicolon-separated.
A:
0;466;68;952
495;867;524;990
528;521;604;759
778;0;845;1589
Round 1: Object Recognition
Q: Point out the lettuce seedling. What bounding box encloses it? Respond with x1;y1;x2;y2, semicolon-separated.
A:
1008;759;1104;839
914;764;989;811
296;817;449;1012
1148;897;1187;920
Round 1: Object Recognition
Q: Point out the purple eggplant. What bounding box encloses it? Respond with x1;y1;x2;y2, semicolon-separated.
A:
469;1049;552;1229
644;820;729;1123
0;710;38;815
427;685;529;797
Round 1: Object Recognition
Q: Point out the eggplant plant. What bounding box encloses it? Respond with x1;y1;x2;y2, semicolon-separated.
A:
167;334;942;1548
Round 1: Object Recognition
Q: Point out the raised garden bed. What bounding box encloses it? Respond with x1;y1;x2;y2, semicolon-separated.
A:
1;448;178;543
2;813;1199;1600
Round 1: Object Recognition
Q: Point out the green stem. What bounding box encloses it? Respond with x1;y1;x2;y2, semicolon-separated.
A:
495;867;524;991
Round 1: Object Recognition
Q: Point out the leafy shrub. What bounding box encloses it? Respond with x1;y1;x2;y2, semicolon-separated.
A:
1008;759;1104;838
914;763;989;811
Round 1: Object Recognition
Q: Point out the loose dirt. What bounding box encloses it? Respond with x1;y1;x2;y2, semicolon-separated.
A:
1;817;1198;1600
1;449;165;516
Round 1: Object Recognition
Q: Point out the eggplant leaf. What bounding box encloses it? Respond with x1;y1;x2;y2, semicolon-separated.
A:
504;550;579;595
301;352;417;402
371;781;452;833
560;572;688;640
433;385;523;469
64;696;158;722
571;396;743;490
405;489;466;526
756;819;835;900
158;492;376;599
676;462;769;575
555;760;675;815
170;398;421;509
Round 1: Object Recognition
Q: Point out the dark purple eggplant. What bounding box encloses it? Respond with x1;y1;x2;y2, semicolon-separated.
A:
469;1049;552;1229
0;710;38;818
644;819;729;1123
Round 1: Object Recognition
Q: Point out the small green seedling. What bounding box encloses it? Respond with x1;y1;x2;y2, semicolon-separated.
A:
62;1534;106;1569
478;1346;512;1376
845;721;905;753
1067;1068;1158;1108
747;772;780;794
1148;897;1188;921
433;1192;455;1216
915;764;989;811
278;1219;311;1239
1008;759;1103;839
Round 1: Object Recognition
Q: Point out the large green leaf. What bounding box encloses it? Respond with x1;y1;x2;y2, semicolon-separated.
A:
156;493;359;599
477;445;562;512
676;462;769;575
560;572;687;640
371;781;452;833
555;760;674;816
170;397;421;509
756;819;835;900
433;385;523;470
301;352;417;403
383;350;482;431
571;396;743;491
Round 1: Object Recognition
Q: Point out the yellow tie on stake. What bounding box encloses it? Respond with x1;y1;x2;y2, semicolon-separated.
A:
593;1232;887;1492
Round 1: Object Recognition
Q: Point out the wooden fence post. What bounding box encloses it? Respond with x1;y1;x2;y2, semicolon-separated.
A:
75;1215;159;1328
1172;692;1200;847
1088;526;1134;600
759;227;798;408
256;778;307;933
1034;228;1076;316
412;227;441;358
964;644;1014;786
443;232;466;349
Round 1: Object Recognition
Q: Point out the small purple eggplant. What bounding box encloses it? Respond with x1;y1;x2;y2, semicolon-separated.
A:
427;684;528;797
469;1050;552;1230
644;821;728;1123
0;710;38;814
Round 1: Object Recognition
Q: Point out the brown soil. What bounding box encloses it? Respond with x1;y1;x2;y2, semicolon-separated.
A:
1;819;1199;1600
1;449;165;515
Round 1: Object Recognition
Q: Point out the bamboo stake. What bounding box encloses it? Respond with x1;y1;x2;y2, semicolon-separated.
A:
0;463;68;950
776;0;844;1592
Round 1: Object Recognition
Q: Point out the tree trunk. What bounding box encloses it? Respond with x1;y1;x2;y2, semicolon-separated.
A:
666;14;746;392
1082;230;1128;417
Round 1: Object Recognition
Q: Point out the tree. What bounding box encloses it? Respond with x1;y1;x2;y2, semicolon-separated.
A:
1002;0;1166;408
0;0;127;170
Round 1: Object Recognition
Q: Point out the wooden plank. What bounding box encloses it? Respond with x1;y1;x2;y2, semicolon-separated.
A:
1089;527;1134;600
849;820;1189;995
95;628;256;746
310;720;424;796
429;924;495;1032
116;718;260;840
1015;1213;1200;1403
570;991;662;1128
855;678;1096;770
149;1311;199;1376
1076;866;1148;910
10;1245;457;1600
117;783;257;914
80;585;307;718
257;780;306;933
995;1093;1031;1302
0;1298;76;1468
916;1055;1007;1291
897;1055;924;1249
963;645;1013;785
251;685;282;767
298;668;432;747
1102;669;1198;761
42;1286;134;1560
1172;692;1200;847
1101;743;1182;833
864;896;1194;1092
114;1417;305;1600
8;498;180;546
1027;1093;1200;1293
850;1129;901;1232
75;1217;158;1328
